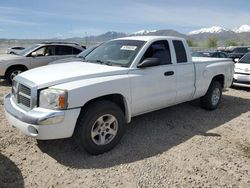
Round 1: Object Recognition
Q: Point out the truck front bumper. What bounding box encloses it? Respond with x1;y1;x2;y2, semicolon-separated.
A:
4;93;81;140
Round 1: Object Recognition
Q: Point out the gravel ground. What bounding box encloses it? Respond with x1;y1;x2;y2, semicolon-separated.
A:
0;79;249;188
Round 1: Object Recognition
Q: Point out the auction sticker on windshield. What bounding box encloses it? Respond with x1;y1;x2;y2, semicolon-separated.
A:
120;46;137;51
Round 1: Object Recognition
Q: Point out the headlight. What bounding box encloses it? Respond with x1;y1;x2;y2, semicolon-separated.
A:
39;88;68;110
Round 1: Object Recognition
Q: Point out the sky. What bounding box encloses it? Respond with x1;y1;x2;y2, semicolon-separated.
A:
0;0;250;39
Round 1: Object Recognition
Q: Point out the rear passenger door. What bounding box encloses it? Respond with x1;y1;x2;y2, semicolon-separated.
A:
173;40;195;103
130;40;177;115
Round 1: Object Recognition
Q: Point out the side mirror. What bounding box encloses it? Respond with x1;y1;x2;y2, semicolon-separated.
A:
31;52;38;57
137;58;160;68
233;58;239;63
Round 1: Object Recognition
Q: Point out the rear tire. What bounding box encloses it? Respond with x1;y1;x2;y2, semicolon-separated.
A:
200;81;222;110
74;100;126;155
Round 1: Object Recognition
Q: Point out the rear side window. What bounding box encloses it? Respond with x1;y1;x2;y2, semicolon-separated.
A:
55;46;73;55
142;40;171;65
173;40;187;63
233;48;249;53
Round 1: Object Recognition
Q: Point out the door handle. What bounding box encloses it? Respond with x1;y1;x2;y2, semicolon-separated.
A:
164;71;174;76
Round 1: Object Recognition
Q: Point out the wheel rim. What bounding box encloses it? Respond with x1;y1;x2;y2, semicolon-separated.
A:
211;88;220;106
10;70;22;81
91;114;118;145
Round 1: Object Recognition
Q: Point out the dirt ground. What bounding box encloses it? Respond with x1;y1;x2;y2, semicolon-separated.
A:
0;79;249;188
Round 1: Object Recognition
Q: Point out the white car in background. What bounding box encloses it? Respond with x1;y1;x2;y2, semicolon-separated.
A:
233;52;250;87
0;42;85;83
6;46;25;54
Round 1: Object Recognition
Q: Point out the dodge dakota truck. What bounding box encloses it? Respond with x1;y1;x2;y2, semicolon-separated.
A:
4;36;234;154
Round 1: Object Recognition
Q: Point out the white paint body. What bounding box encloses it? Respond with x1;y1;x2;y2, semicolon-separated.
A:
233;62;250;86
4;36;234;140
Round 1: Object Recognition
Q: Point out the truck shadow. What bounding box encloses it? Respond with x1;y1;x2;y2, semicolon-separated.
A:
0;153;24;188
38;94;250;169
0;79;10;87
231;85;250;92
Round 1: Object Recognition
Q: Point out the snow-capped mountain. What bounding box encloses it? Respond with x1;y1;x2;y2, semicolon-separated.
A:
188;26;229;35
189;25;250;35
233;25;250;33
134;30;157;35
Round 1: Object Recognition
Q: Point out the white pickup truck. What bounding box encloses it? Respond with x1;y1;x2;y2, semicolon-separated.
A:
4;36;234;154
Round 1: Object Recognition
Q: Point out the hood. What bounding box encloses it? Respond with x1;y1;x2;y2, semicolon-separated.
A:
49;57;82;65
16;62;129;89
0;54;25;61
235;62;250;73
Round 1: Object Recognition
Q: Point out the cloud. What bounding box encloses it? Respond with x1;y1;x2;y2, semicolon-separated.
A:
108;3;250;29
0;6;21;13
0;18;40;26
0;6;40;26
70;28;108;36
1;1;250;38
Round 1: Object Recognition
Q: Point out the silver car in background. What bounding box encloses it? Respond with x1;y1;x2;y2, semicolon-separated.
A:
0;42;85;83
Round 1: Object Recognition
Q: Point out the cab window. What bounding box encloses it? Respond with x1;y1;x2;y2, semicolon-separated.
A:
142;40;172;65
173;40;187;63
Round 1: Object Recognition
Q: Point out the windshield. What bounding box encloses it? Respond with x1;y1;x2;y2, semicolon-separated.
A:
77;45;99;59
239;53;250;64
18;44;40;56
85;40;145;67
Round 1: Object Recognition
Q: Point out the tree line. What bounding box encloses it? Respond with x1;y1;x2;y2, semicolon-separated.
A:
187;38;245;48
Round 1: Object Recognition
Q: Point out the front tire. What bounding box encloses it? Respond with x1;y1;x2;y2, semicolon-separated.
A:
200;81;222;110
74;100;126;155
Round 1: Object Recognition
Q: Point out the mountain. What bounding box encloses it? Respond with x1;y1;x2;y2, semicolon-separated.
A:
188;25;250;35
233;25;250;33
188;26;229;35
2;25;250;48
134;30;157;35
133;29;187;38
84;31;128;43
188;25;250;44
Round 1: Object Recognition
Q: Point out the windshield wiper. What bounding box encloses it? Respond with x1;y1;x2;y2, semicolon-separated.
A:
85;59;125;67
93;60;113;66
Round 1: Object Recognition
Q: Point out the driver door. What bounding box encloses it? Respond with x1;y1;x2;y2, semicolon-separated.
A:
30;46;56;68
130;40;177;115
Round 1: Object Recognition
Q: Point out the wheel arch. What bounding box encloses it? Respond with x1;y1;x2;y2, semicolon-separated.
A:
211;74;225;88
4;64;28;78
79;93;131;123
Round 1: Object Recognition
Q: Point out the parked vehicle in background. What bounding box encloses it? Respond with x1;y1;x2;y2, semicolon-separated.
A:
233;52;250;87
0;42;85;84
6;46;25;55
49;44;100;65
4;36;234;154
222;46;250;62
192;51;228;58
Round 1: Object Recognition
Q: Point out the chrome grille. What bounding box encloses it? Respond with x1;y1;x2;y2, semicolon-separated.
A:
17;94;31;107
19;84;31;96
12;81;34;109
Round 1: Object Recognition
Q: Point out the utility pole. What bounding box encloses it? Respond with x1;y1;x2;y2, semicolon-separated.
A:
85;32;88;46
